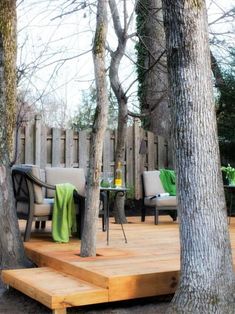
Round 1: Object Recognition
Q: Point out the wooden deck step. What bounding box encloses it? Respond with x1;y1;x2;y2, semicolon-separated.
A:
2;267;108;313
24;247;180;301
3;218;234;313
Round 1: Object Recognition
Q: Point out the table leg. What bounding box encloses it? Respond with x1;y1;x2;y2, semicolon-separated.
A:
103;189;128;245
114;192;128;244
119;219;127;243
106;191;110;245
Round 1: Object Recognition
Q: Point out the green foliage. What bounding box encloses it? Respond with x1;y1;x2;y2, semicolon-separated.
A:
100;180;111;188
125;183;135;200
221;164;235;185
69;88;96;131
69;87;118;131
216;56;235;166
218;69;235;109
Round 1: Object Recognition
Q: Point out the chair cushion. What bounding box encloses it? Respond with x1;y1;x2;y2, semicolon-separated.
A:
31;165;44;204
34;198;54;216
143;170;165;197
17;198;54;216
144;195;177;208
45;167;86;198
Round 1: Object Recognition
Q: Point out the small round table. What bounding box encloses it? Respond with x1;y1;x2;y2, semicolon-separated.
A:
100;186;128;245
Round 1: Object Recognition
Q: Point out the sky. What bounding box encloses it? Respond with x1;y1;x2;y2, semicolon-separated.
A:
17;0;234;124
207;1;235;48
17;0;96;115
17;0;137;121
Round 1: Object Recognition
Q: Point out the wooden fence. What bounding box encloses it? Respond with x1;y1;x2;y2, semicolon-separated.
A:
17;115;172;199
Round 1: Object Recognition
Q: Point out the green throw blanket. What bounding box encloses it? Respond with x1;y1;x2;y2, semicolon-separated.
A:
52;183;77;243
159;169;176;196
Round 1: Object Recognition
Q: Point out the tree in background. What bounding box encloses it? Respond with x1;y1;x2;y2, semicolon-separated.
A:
216;56;235;166
69;87;118;131
136;1;235;139
0;0;30;270
162;0;235;312
217;71;235;138
108;0;129;224
69;87;97;131
136;0;171;138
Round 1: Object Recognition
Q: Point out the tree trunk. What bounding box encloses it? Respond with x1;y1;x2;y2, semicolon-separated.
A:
108;0;130;224
0;165;29;269
162;1;235;313
113;98;128;224
0;12;30;269
0;0;16;155
136;0;171;138
80;0;109;257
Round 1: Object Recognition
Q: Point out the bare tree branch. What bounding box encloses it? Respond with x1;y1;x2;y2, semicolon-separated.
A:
209;8;235;26
125;49;166;96
109;0;123;38
128;91;167;118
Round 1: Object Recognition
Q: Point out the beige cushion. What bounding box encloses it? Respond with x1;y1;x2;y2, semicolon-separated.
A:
45;167;86;198
40;168;46;198
17;198;54;216
31;165;44;204
144;195;177;208
143;170;165;197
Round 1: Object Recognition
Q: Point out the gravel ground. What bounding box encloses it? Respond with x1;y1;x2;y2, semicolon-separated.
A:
0;284;172;314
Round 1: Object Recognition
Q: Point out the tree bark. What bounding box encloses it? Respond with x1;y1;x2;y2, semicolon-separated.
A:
108;0;131;224
112;96;128;224
0;5;30;269
136;0;171;138
162;1;235;313
80;0;109;257
0;0;16;155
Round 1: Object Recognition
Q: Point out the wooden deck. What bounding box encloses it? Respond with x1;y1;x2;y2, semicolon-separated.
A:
2;216;235;314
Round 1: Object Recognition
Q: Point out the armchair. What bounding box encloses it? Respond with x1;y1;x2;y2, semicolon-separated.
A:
12;165;86;242
12;165;108;242
142;170;177;224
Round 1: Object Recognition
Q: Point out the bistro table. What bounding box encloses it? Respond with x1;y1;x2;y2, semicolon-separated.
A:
100;186;128;245
224;185;235;224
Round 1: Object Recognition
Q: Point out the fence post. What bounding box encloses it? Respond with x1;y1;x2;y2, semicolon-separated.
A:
22;113;28;164
147;131;155;170
157;135;167;169
79;130;89;174
126;126;134;187
65;129;74;167
35;115;41;166
52;128;61;167
40;124;47;169
167;138;174;169
133;118;141;200
103;130;112;173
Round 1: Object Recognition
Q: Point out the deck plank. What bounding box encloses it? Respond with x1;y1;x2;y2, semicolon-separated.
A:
2;267;108;309
2;216;235;312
